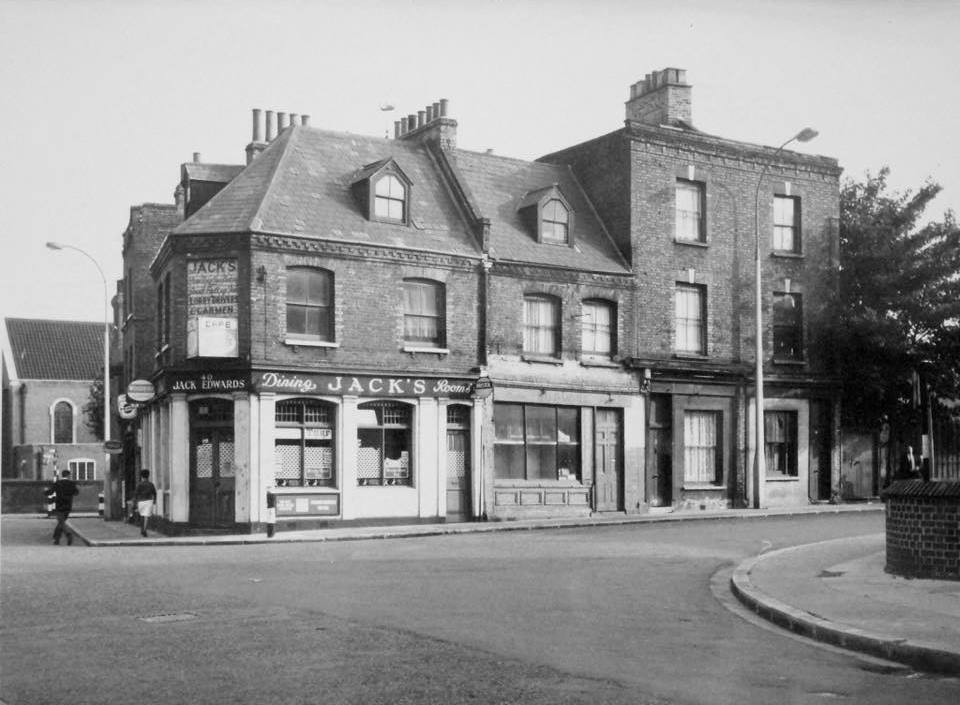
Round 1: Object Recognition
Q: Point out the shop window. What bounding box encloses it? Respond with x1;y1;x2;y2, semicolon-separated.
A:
403;279;445;348
773;196;801;253
766;410;798;477
773;293;803;361
683;411;721;484
581;299;615;358
676;179;705;242
286;267;333;342
69;459;96;481
274;399;336;487
675;283;706;355
524;295;560;356
52;401;73;444
493;403;580;482
357;401;411;486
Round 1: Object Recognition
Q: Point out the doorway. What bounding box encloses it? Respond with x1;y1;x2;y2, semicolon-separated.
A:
595;409;623;511
189;399;235;528
646;394;673;507
445;404;471;520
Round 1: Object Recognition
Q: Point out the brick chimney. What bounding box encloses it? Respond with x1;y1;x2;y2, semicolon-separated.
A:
397;98;456;150
625;68;692;127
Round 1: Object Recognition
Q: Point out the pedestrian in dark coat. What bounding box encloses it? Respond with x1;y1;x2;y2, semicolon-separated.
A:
49;469;79;545
134;470;158;538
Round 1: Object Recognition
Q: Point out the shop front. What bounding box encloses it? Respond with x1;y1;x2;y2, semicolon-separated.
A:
141;370;482;533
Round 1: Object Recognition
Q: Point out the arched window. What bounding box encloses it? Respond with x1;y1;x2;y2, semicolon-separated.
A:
357;401;412;486
286;267;333;341
274;398;336;487
53;401;73;444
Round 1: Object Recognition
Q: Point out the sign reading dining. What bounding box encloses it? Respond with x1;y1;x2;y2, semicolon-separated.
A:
255;372;473;398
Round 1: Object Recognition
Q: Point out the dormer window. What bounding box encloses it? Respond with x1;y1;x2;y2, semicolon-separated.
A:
542;199;569;244
375;174;406;221
350;158;412;225
518;185;575;246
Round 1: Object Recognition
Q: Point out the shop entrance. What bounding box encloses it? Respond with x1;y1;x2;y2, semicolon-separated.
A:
595;409;623;511
189;399;235;528
446;405;471;520
646;394;673;506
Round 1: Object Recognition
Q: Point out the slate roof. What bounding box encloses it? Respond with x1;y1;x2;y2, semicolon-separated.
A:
173;127;480;257
4;318;103;381
182;163;245;183
450;149;630;274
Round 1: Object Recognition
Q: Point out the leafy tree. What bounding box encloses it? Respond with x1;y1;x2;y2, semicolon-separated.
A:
831;167;960;429
83;378;105;441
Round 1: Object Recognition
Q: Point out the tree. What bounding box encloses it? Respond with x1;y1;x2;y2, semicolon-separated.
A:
831;167;960;429
83;379;105;441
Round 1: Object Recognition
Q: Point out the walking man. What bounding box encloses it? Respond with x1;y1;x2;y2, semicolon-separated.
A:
134;470;157;538
50;469;79;545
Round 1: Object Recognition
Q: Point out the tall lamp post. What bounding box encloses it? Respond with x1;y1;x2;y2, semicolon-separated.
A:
752;128;818;509
46;241;113;517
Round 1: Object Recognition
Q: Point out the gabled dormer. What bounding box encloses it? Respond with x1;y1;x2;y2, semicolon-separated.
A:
517;184;575;247
350;158;412;225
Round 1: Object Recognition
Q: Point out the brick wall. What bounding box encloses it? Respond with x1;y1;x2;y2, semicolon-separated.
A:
885;480;960;580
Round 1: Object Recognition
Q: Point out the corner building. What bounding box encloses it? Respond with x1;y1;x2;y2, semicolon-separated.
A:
127;69;841;533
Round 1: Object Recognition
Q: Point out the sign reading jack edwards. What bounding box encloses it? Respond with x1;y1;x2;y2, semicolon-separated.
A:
255;372;473;398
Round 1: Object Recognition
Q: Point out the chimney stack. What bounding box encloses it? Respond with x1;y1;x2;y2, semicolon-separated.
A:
625;68;692;127
395;97;456;149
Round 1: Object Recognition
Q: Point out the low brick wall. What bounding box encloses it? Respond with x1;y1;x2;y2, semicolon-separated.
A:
884;480;960;580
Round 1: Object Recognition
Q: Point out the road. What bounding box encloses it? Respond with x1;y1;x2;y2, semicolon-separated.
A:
2;512;957;704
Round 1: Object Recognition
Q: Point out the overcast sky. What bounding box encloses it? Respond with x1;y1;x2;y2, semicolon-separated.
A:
1;0;958;324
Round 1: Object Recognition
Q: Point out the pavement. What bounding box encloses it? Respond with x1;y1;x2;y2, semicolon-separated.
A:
62;501;960;675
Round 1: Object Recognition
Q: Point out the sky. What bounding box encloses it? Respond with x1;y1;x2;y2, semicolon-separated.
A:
1;0;958;324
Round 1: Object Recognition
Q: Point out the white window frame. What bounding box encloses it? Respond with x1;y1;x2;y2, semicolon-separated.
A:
676;179;705;242
69;458;97;481
773;195;800;253
675;284;706;355
683;410;721;484
523;295;560;356
581;300;615;358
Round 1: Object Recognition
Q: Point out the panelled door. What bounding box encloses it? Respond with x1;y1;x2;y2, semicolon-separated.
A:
189;400;236;528
595;409;623;511
445;405;471;520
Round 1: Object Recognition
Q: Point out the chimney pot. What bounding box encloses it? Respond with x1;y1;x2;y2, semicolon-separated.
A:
289;113;299;126
265;110;276;140
193;152;201;163
301;114;310;126
439;98;449;117
407;114;416;132
432;101;440;120
417;110;425;128
252;108;263;142
277;112;287;131
394;120;401;138
426;105;433;122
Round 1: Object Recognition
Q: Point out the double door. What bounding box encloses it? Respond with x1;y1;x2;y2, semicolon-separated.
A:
189;400;235;528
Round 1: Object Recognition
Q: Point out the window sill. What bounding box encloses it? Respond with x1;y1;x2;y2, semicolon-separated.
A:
773;358;806;366
521;354;563;365
771;251;804;259
673;352;708;360
494;479;585;487
268;486;339;494
674;238;708;248
285;338;339;348
403;346;449;356
579;357;620;368
766;475;800;482
682;483;726;491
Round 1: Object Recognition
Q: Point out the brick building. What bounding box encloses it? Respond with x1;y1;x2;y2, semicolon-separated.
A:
1;318;108;511
119;68;841;533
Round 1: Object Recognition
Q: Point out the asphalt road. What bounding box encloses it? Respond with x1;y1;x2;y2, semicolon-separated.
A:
2;512;958;705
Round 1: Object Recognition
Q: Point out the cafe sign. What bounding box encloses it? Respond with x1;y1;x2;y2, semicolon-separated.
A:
255;372;473;398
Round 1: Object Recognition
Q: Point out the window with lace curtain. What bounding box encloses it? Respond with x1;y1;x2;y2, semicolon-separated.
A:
274;399;336;487
765;410;798;476
524;295;560;356
403;279;445;348
683;410;721;484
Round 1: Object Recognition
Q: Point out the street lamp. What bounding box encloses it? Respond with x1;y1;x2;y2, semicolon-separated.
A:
46;241;112;514
752;127;818;509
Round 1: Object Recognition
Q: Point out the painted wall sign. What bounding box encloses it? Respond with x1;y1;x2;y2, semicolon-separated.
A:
254;372;474;398
187;258;238;358
273;493;340;517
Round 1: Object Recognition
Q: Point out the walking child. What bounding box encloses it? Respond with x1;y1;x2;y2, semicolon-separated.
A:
134;470;158;538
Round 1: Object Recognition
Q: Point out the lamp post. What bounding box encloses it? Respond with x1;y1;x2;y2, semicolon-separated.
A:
752;127;818;509
46;241;113;516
